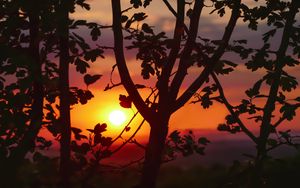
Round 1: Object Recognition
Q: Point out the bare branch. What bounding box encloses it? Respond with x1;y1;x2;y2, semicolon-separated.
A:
111;118;145;155
129;139;146;150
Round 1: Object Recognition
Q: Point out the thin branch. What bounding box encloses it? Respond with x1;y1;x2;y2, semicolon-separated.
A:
162;0;189;33
172;0;241;112
111;119;145;155
129;139;146;150
169;0;205;102
273;117;286;128
212;73;257;143
110;111;139;144
104;64;122;91
104;82;122;91
159;0;185;108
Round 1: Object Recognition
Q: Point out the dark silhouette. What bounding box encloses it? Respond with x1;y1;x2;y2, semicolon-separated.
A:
56;0;72;187
111;0;241;187
0;1;45;186
0;0;299;188
206;0;300;187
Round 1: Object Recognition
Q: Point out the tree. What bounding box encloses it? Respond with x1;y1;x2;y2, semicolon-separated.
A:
0;1;48;186
111;0;242;187
55;0;104;186
0;0;103;186
206;0;300;186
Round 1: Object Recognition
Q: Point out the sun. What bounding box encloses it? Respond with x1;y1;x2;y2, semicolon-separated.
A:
109;110;126;126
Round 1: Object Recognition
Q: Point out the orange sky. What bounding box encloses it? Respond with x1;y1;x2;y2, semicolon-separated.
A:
67;0;300;142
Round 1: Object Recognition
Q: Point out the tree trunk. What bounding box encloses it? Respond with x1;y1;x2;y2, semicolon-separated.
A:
136;118;169;188
248;2;299;187
248;141;267;187
57;0;71;187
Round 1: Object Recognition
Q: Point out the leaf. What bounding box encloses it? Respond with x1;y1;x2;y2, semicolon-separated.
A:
84;49;104;62
71;127;82;134
280;104;297;121
217;124;231;132
80;143;90;154
75;58;90;74
119;94;132;108
94;134;102;145
133;12;147;21
100;137;112;147
130;0;142;8
200;94;213;109
280;74;298;92
263;29;276;42
141;23;153;34
141;63;155;79
245;79;263;98
73;20;87;27
84;74;102;86
86;128;94;133
121;15;128;23
198;137;210;145
169;130;181;143
143;0;152;7
94;123;107;135
90;27;101;41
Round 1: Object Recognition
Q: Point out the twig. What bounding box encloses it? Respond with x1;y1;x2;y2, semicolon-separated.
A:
111;119;145;155
129;139;146;150
211;72;258;143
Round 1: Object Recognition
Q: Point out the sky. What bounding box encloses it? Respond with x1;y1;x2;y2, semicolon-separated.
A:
66;0;300;142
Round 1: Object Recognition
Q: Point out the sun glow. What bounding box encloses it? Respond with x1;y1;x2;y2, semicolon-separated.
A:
109;110;127;126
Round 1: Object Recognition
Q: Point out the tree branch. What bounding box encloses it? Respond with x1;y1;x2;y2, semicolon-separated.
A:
212;73;257;143
172;0;241;112
111;0;155;124
259;0;299;145
159;0;185;111
162;0;189;33
169;0;204;102
111;119;145;155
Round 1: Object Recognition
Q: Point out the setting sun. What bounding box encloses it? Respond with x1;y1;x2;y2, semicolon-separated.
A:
109;110;126;126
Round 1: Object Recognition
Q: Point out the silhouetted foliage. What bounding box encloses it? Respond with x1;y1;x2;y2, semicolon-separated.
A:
111;0;241;187
1;0;300;188
190;0;300;187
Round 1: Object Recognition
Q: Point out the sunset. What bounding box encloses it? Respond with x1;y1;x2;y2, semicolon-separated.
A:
1;0;300;188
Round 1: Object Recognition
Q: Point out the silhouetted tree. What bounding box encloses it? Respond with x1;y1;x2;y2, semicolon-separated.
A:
111;0;242;187
9;0;43;166
0;1;47;186
204;0;300;186
0;0;104;186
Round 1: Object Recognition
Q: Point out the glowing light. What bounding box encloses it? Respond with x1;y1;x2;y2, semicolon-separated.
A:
109;110;126;126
